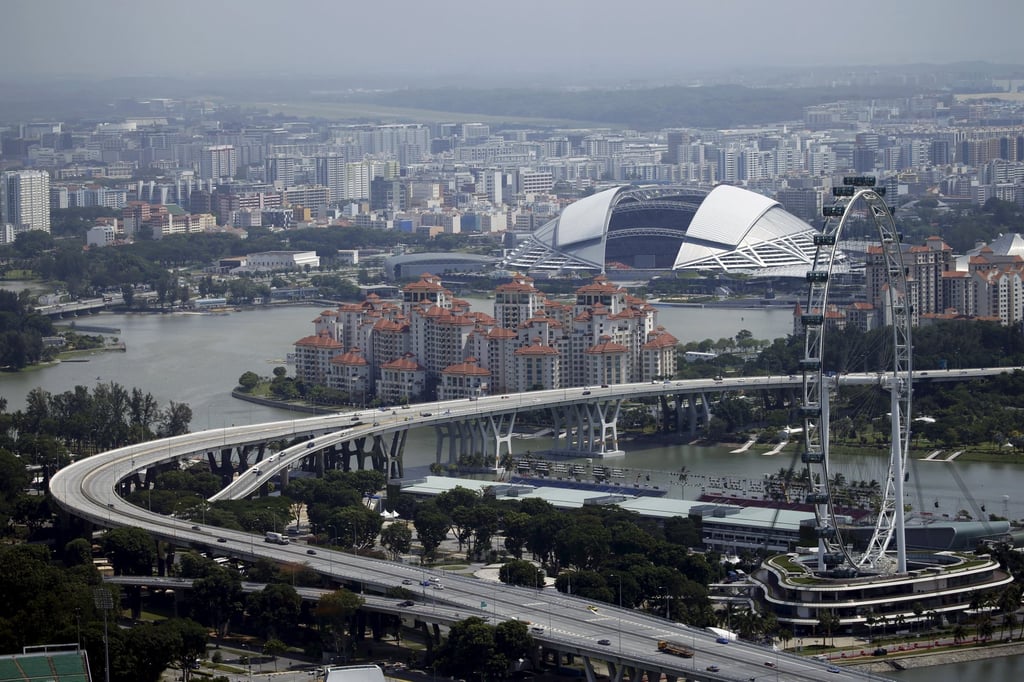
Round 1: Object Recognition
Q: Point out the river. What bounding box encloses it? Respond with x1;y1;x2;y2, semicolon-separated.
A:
2;300;1022;680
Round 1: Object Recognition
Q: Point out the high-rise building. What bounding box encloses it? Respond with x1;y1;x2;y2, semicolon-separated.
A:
315;154;346;202
199;145;237;181
2;170;51;233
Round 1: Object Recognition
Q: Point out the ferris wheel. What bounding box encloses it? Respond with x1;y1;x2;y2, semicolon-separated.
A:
799;176;913;574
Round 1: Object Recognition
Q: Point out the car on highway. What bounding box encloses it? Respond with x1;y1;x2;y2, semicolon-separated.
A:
706;665;719;672
827;665;842;673
217;537;227;543
597;639;611;646
530;626;544;634
306;441;315;448
420;412;432;417
306;549;317;555
398;600;415;607
191;525;201;530
402;579;413;585
432;584;444;590
420;580;431;587
582;390;591;395
351;415;361;421
715;637;730;644
429;576;441;583
763;661;776;668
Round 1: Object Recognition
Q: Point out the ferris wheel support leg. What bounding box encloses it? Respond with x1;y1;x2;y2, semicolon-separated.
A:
891;383;907;574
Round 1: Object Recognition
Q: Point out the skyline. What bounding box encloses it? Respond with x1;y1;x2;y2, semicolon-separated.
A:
3;0;1024;84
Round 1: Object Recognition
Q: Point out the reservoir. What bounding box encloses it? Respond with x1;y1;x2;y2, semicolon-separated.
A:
1;302;1022;516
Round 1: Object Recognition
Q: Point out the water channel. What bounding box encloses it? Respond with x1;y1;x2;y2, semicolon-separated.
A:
1;296;1021;679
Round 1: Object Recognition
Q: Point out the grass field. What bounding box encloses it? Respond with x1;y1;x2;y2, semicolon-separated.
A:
232;98;601;127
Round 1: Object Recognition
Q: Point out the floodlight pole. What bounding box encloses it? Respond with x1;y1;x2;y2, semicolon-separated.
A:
92;588;113;682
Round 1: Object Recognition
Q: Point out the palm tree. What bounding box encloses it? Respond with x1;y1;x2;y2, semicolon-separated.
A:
912;602;924;634
1004;611;1018;641
952;623;968;645
818;610;840;647
978;615;995;643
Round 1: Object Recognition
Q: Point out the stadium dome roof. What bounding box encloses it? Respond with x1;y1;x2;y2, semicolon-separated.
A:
503;184;827;277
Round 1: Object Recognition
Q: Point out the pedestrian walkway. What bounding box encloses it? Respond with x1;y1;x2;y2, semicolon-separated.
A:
946;450;964;461
730;438;757;453
922;450;943;460
760;440;788;456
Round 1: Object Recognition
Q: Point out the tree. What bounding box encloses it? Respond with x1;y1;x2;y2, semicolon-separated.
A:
315;589;364;661
499;560;545;588
327;505;382;551
190;567;243;637
63;538;94;567
238;371;260;391
493;618;533;666
102;527;156;576
435;616;497;681
501;511;531;559
414;505;450;560
162;618;208;682
245;583;301;640
817;610;840;647
380;522;412;560
159;401;192;437
262;638;287;672
978;614;995;643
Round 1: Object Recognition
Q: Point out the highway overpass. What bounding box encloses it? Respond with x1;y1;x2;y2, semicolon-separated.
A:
52;370;1017;680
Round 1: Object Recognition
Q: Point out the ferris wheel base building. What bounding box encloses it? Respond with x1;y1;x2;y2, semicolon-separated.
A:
752;549;1012;634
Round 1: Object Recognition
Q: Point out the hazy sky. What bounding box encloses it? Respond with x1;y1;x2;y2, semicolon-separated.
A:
3;0;1023;82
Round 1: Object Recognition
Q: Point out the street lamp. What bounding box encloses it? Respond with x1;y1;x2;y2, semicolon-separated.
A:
660;585;671;621
265;507;278;534
609;573;623;653
92;588;113;682
328;525;337;580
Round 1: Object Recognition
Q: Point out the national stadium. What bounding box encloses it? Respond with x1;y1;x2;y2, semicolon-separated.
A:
503;184;828;277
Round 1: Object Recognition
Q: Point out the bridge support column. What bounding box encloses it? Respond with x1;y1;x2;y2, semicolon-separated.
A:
548;400;622;454
386;429;407;479
353;437;368;470
686;394;699;436
339;441;355;472
582;657;598;682
660;395;672;433
606;662;625;682
487;412;516;470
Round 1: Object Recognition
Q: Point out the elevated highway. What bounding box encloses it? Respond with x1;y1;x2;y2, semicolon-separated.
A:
51;369;1017;681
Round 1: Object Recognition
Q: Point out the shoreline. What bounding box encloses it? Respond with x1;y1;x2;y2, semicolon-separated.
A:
850;641;1024;672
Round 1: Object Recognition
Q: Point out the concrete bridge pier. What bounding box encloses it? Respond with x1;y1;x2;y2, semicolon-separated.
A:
486;412;516;469
338;441;355;471
582;657;599;682
372;430;407;478
587;399;621;453
684;393;710;437
352;437;368;470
